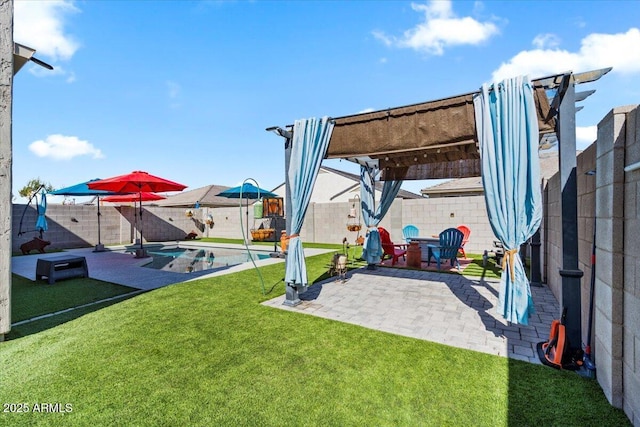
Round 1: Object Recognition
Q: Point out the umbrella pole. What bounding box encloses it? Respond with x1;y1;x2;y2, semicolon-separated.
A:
135;192;148;258
94;196;105;252
136;192;146;257
133;200;138;244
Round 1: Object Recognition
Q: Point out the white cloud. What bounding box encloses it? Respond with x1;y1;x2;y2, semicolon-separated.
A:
14;0;80;74
357;108;375;114
373;0;499;55
372;30;392;47
576;125;597;148
532;33;560;49
29;134;104;160
492;28;640;82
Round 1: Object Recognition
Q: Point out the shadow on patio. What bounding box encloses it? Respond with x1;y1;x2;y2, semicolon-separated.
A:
263;265;559;365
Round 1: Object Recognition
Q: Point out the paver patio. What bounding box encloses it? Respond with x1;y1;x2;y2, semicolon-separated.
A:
263;266;559;365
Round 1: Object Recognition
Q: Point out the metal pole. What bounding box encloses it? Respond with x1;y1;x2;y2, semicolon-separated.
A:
94;196;105;252
556;73;583;353
530;227;542;286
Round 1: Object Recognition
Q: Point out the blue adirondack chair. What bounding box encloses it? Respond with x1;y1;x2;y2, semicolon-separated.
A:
402;224;419;243
427;228;464;271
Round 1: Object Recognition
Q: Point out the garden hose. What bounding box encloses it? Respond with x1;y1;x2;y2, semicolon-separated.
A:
239;178;266;295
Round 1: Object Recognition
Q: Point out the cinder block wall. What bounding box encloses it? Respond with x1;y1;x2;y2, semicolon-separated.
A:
11;204;205;252
544;169;562;299
621;106;640;425
594;106;629;410
13;197;500;256
531;105;640;425
12;204;125;252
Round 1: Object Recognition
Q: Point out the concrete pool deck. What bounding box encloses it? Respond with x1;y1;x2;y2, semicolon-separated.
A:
11;242;333;291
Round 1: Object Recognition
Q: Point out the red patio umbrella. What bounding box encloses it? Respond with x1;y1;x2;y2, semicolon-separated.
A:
101;192;166;203
89;171;186;254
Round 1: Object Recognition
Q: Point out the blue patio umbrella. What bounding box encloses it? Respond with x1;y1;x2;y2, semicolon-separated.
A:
217;183;278;200
50;178;130;251
217;183;278;242
35;190;48;238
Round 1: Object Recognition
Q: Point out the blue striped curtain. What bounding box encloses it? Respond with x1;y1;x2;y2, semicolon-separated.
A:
285;117;334;287
474;75;542;325
360;166;403;265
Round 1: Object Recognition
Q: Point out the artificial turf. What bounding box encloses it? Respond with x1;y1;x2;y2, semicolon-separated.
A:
0;249;630;426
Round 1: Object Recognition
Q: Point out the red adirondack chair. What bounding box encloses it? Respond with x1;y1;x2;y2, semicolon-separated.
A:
456;225;471;258
378;227;407;266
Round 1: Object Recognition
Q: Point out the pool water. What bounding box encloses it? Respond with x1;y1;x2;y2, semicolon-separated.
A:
143;246;270;273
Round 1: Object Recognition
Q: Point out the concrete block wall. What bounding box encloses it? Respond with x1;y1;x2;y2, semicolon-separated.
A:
594;106;630;410
544;170;562;300
539;105;640;425
11;204;205;252
622;106;640;425
12;204;122;251
12;196;501;257
401;196;495;254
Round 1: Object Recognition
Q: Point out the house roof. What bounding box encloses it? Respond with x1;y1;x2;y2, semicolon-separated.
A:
421;177;484;197
319;166;422;200
420;150;568;196
153;184;258;208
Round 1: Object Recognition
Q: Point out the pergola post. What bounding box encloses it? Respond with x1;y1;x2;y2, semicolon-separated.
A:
556;73;584;352
530;227;542;287
268;126;303;306
0;0;14;341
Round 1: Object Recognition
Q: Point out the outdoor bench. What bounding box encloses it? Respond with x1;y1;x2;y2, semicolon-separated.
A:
36;255;89;284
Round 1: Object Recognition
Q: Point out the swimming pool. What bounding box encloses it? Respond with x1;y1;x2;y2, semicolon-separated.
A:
142;245;271;274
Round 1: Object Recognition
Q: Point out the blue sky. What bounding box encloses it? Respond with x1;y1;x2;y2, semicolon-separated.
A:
11;0;640;202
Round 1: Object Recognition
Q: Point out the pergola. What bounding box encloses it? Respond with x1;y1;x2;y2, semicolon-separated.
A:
270;68;610;353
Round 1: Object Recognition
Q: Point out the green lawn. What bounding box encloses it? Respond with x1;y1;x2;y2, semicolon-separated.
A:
8;275;140;340
0;249;629;426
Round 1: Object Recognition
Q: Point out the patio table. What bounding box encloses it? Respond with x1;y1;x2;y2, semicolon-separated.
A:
407;237;440;262
36;255;88;284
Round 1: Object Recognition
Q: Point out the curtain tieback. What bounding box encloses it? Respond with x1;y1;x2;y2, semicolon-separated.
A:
289;234;300;239
501;248;519;279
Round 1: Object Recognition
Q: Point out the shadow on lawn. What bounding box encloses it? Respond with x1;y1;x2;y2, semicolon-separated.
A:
7;275;142;341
